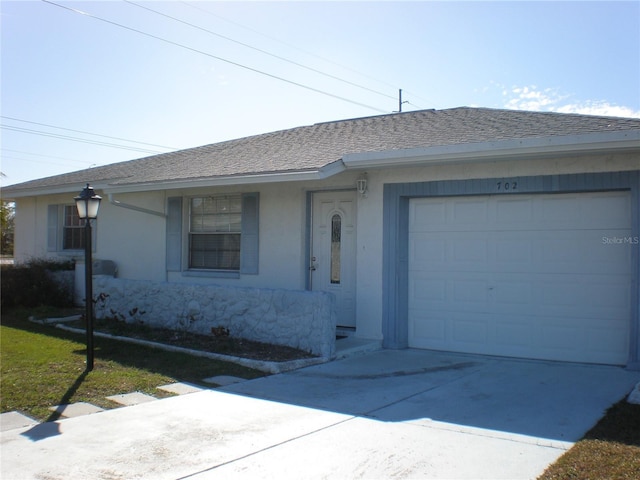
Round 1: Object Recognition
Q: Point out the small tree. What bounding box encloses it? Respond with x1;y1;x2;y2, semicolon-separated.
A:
0;201;15;256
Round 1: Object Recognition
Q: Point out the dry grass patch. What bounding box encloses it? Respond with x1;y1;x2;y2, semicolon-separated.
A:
539;400;640;480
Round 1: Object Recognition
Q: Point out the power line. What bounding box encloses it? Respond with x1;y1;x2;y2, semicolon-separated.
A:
1;124;166;154
0;155;95;169
1;116;177;150
41;0;389;114
125;1;397;102
180;0;432;109
1;148;90;165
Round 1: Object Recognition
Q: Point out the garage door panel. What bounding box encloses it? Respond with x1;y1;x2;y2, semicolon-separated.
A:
491;280;532;305
588;280;631;309
410;236;446;263
412;271;630;320
539;280;584;307
411;277;446;303
452;198;489;223
495;197;535;224
453;238;488;262
408;191;631;365
411;199;447;226
495;237;533;264
539;233;631;270
410;312;491;348
412;232;630;274
583;193;632;228
411;313;628;365
452;317;488;344
539;196;584;226
537;275;630;319
588;325;629;357
454;279;490;305
409;311;445;342
494;320;533;347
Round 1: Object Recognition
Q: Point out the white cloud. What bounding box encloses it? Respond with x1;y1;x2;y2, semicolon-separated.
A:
554;101;640;118
500;84;640;118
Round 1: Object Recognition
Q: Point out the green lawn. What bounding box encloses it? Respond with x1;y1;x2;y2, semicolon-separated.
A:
0;308;263;421
538;400;640;480
3;308;639;480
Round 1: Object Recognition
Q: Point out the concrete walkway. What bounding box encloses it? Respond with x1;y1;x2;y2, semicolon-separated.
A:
1;349;638;480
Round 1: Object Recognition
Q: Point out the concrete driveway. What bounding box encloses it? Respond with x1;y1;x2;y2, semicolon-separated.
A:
2;349;639;479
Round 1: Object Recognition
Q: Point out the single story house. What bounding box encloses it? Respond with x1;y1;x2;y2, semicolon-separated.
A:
4;107;640;367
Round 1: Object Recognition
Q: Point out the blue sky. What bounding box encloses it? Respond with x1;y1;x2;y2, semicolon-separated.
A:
2;1;639;187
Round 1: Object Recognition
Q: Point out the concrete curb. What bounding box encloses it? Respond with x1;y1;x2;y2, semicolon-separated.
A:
54;324;327;374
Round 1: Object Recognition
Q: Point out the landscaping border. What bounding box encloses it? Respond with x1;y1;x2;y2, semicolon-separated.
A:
54;324;328;374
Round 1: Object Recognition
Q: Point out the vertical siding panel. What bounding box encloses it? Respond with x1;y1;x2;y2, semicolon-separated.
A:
629;172;640;368
382;184;398;348
166;197;182;272
240;192;259;275
47;205;58;252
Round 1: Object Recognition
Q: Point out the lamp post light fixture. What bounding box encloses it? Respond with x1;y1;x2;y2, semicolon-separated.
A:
74;184;101;371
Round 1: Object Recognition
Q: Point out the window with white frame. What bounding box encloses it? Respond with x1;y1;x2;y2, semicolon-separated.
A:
63;205;84;250
189;195;242;270
48;204;96;253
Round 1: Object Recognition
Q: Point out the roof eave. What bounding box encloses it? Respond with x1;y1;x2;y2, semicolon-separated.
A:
342;130;640;169
3;161;346;198
106;160;345;194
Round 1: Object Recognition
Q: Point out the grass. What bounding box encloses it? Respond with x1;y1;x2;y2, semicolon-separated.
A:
538;399;640;480
3;307;639;479
1;307;264;422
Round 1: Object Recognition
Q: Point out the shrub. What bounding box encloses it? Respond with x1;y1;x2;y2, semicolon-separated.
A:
1;258;75;309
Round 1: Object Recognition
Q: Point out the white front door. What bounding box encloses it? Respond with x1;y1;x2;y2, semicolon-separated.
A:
311;191;357;328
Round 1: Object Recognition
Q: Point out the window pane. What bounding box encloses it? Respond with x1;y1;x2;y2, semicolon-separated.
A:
189;234;240;270
199;213;242;232
202;197;217;214
189;195;242;269
191;197;203;214
190;195;242;233
227;196;242;212
191;216;204;232
63;206;85;249
64;205;82;227
226;213;242;232
63;224;84;250
331;214;341;284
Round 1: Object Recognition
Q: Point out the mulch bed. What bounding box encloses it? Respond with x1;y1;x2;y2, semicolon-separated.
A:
68;317;316;363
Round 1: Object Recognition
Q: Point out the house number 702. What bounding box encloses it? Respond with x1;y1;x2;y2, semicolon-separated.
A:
496;181;517;191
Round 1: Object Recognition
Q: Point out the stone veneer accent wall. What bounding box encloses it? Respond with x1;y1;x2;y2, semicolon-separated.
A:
93;277;336;359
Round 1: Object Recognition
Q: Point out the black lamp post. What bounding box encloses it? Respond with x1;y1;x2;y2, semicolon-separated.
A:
74;184;101;371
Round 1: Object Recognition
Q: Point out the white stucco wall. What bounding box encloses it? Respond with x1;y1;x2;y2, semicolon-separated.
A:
13;192;167;282
163;182;310;290
11;151;639;347
13;196;37;262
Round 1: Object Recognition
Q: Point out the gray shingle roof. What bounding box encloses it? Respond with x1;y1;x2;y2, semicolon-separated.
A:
4;107;640;195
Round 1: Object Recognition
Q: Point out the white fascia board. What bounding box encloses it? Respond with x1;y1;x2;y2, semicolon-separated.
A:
102;161;346;194
4;162;346;198
342;130;640;169
3;182;114;200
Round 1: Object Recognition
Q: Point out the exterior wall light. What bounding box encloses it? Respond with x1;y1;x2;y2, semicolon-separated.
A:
74;184;101;371
356;174;368;197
